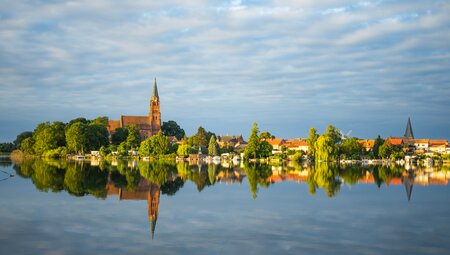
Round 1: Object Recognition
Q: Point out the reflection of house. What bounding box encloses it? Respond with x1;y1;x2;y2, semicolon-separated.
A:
107;79;161;140
106;178;160;239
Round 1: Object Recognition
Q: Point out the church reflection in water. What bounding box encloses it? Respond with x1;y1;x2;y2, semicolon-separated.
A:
7;157;450;239
106;178;160;239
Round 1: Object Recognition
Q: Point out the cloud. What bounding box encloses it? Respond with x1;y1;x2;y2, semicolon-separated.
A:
0;0;449;141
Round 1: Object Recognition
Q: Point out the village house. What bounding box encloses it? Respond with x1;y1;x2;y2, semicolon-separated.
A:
264;138;286;153
428;140;448;153
216;135;246;148
284;138;309;152
358;139;375;151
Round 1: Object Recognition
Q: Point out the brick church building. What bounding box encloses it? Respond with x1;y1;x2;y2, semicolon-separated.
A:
107;78;161;140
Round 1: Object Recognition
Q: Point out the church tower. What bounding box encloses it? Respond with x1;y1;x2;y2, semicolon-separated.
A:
149;78;161;135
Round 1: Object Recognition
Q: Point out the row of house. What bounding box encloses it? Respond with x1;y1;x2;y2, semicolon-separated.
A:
358;137;450;154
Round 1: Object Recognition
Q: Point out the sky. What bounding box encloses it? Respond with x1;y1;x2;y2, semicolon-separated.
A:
0;0;449;142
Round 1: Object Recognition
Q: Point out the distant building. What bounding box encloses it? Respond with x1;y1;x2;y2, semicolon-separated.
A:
264;138;286;151
358;139;375;151
216;135;245;148
108;78;161;140
284;138;309;152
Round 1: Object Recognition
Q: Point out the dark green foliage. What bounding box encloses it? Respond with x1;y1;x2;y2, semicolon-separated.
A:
373;135;384;159
14;131;32;147
0;142;15;153
126;125;141;149
208;135;219;156
307;128;319;157
161;120;185;140
340;138;364;159
111;127;128;145
161;177;184;196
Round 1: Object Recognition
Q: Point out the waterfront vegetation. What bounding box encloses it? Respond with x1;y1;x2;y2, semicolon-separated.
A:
2;117;449;165
7;156;448;199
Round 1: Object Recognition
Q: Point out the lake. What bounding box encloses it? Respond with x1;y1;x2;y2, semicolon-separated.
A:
1;156;449;255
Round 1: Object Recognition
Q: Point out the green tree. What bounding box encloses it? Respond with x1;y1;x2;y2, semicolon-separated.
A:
161;120;185;140
196;126;208;147
126;125;141;149
260;131;275;140
150;131;170;155
208;135;220;156
325;125;341;145
111;127;128;145
117;142;128;156
259;141;273;158
20;137;35;154
373;135;384;159
14;131;33;148
65;122;88;154
177;144;191;157
307;128;319;157
91;116;108;126
340;138;364;159
139;138;153;157
86;123;109;151
314;134;338;162
378;140;399;159
0;143;15;153
33;122;66;155
244;122;260;159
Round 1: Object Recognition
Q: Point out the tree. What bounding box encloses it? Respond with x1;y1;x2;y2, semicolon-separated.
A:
325;125;341;145
14;131;33;148
340;138;364;159
65;122;88;154
150;131;170;155
307;128;319;157
208;135;219;156
378;140;399;159
314;134;338;162
126;125;141;149
0;143;15;153
111;127;128;145
139;138;153;157
33;122;66;155
161;120;185;140
20;137;35;154
373;135;384;159
244;122;260;159
196;126;208;147
86;123;109;151
91;116;108;126
177;144;191;157
260;131;275;140
259;141;273;158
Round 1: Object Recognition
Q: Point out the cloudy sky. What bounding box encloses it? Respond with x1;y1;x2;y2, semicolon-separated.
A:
0;0;449;142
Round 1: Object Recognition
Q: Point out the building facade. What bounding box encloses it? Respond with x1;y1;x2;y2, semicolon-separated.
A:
107;79;161;140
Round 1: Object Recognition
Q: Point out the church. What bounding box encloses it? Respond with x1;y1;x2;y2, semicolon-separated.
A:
107;78;161;140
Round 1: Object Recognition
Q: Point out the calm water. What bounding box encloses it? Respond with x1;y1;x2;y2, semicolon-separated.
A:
1;156;449;255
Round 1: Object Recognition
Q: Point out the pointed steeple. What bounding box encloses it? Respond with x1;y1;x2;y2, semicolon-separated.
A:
152;78;159;99
404;117;414;140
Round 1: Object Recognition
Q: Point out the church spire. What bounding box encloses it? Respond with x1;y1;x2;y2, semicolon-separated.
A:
404;117;414;140
152;78;159;100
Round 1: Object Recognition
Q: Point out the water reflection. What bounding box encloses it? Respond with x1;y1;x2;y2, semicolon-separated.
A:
7;157;450;238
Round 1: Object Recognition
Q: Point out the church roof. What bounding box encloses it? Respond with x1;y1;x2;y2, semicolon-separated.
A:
404;117;414;140
121;115;151;127
152;78;159;99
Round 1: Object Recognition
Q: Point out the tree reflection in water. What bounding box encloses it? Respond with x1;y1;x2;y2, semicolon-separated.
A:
307;162;341;197
9;158;447;239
